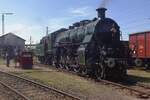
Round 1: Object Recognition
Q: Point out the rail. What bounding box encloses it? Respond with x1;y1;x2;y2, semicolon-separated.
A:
0;71;82;100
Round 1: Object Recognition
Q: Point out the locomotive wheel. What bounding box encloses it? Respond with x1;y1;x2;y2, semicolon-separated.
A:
80;67;88;77
134;59;143;67
65;64;70;71
76;67;86;77
73;65;79;73
60;63;64;69
52;60;56;66
73;68;77;72
95;63;106;80
145;63;150;70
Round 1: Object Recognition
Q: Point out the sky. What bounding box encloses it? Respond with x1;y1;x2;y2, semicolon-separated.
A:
0;0;149;43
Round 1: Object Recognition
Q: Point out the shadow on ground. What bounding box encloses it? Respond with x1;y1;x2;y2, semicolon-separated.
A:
121;75;150;86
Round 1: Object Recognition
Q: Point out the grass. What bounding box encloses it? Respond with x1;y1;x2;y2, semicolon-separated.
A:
15;69;114;99
20;71;99;93
11;67;144;99
0;58;5;65
128;69;150;77
127;69;150;83
16;68;150;91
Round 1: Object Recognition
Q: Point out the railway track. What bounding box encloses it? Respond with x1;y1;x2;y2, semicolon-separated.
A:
98;80;150;99
36;63;150;99
0;81;29;100
0;71;81;100
137;82;150;90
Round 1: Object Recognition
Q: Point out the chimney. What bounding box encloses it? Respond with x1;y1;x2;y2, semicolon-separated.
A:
96;7;107;19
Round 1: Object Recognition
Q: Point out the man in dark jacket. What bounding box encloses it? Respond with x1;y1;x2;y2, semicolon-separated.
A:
6;52;10;67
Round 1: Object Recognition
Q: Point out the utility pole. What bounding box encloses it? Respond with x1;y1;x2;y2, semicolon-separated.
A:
2;14;4;35
30;36;32;49
1;13;13;35
46;26;49;36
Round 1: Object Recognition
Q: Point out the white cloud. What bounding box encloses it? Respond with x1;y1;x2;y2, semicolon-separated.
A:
69;6;91;17
47;7;94;33
0;6;94;44
0;17;70;44
4;23;44;44
3;17;70;44
47;17;70;32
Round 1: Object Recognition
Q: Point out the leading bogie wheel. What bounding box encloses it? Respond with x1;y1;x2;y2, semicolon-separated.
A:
134;59;143;67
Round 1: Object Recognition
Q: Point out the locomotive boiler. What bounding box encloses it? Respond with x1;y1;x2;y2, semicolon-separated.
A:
35;7;128;80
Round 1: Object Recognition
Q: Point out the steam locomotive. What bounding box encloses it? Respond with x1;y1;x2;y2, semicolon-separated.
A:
35;7;128;80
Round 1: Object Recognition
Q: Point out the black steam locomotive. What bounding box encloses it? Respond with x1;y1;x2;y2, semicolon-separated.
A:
35;7;128;80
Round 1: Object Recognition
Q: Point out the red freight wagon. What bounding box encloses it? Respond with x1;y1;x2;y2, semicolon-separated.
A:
129;31;150;68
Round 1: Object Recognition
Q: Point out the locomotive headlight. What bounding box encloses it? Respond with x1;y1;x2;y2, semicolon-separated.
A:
105;58;116;68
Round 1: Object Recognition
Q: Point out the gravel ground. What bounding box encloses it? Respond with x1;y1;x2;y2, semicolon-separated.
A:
0;72;77;100
15;71;139;100
0;83;25;100
0;64;148;100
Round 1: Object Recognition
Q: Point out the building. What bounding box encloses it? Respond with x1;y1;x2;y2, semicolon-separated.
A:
0;32;25;58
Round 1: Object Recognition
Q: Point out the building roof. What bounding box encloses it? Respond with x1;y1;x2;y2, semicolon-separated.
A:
0;32;26;41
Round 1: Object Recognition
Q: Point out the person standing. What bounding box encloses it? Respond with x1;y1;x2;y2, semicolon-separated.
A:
6;52;10;67
14;50;19;68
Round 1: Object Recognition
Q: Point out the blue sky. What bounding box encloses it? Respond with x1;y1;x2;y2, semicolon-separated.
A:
0;0;149;43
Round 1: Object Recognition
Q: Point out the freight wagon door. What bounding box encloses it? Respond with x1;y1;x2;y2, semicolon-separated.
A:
146;32;150;57
129;35;137;57
137;34;145;58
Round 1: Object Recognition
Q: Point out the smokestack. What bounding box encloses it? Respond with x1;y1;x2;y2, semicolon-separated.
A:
96;7;107;19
